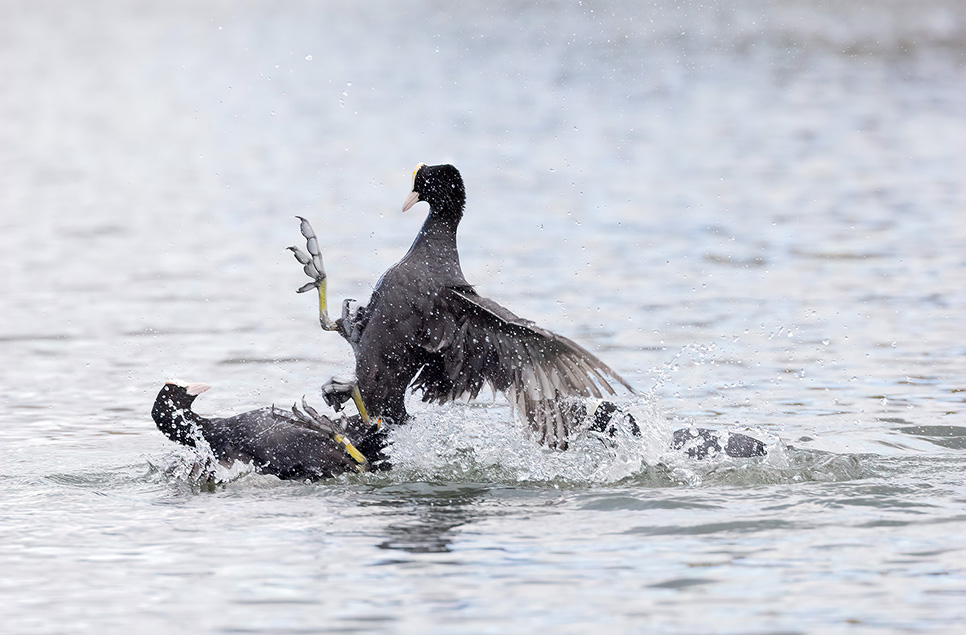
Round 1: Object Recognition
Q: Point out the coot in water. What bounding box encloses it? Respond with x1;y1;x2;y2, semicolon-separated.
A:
151;382;764;479
151;381;387;480
290;163;633;449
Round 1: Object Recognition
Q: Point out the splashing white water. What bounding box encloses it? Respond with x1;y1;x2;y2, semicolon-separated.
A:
148;391;877;490
386;396;680;484
379;393;880;488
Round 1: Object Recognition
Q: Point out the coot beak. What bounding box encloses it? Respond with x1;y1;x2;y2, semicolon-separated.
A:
186;383;211;396
402;190;420;212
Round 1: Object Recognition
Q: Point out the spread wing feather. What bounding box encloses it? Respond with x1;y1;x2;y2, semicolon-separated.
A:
411;287;634;449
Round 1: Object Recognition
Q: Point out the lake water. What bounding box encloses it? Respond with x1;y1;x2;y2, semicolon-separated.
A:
2;1;964;632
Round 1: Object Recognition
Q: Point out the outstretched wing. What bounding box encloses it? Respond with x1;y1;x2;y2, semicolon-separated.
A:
411;287;634;449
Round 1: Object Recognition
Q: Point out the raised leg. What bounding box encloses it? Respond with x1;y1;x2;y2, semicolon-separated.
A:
290;397;368;470
288;216;339;331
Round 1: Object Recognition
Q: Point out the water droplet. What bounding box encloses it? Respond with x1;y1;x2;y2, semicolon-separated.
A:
305;55;313;61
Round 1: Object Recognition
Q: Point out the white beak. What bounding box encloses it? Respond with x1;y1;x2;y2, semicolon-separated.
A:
185;383;211;396
402;190;420;212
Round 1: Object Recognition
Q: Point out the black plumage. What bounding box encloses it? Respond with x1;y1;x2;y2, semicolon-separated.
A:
151;381;386;480
312;164;634;449
671;427;767;459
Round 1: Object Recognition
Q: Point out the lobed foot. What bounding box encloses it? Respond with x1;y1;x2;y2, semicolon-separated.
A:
288;216;339;331
321;375;375;427
290;396;368;469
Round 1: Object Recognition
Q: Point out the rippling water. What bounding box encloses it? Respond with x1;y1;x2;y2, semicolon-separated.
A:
2;1;965;632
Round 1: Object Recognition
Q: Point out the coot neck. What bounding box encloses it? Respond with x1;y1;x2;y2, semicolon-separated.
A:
417;201;462;243
407;202;465;277
152;397;208;448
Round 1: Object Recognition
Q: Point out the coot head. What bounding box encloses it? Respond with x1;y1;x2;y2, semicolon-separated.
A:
151;381;211;447
401;163;466;216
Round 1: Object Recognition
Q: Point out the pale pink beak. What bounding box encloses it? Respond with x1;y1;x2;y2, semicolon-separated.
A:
402;190;420;212
186;382;212;396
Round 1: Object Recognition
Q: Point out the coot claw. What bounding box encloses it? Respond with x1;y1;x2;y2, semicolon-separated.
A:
289;216;339;331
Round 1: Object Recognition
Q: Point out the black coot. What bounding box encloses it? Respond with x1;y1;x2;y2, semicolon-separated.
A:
291;163;633;449
151;381;387;480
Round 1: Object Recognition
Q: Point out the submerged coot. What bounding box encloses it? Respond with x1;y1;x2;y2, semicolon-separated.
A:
151;381;386;480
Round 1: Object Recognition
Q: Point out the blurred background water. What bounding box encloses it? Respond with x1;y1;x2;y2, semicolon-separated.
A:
1;1;964;633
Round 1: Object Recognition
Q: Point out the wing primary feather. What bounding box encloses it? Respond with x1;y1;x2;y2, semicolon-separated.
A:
415;285;634;450
554;402;567;450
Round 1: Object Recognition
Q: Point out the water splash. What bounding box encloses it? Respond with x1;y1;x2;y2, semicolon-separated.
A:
146;447;256;492
146;394;879;490
383;398;670;485
382;394;883;488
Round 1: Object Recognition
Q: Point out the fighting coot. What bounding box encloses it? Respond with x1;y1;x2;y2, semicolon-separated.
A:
151;381;386;480
290;164;633;449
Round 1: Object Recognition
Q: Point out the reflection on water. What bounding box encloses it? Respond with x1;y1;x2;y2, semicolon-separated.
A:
365;484;490;554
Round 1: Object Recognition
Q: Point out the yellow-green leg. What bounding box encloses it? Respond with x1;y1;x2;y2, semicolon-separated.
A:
289;215;340;332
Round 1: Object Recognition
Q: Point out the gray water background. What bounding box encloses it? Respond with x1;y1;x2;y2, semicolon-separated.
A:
1;1;964;632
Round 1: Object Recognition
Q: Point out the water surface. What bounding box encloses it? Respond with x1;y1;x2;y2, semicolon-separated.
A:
2;1;964;632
